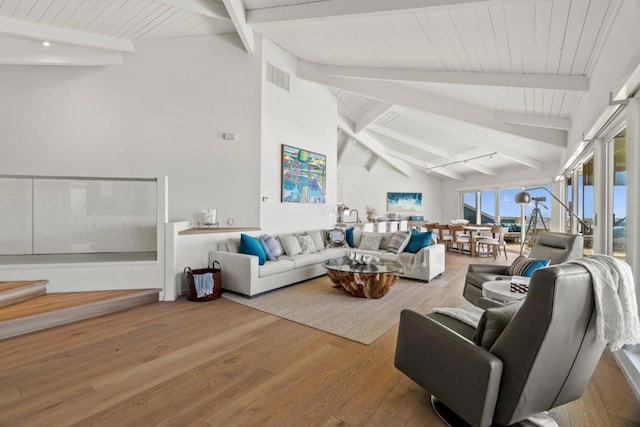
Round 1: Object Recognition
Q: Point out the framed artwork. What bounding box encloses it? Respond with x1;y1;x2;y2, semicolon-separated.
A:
281;145;326;203
387;192;422;212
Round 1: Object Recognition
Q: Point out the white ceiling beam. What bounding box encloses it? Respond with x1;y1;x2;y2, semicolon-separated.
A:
320;64;589;92
368;124;498;176
337;136;352;164
0;16;133;52
365;156;379;172
222;0;254;53
298;60;567;149
386;149;464;181
158;0;230;20
0;35;124;65
495;111;572;130
355;101;393;133
394;106;545;169
368;124;453;160
338;114;413;178
248;0;538;25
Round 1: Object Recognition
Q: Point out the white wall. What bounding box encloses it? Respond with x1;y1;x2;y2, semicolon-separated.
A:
338;163;443;223
0;34;262;226
260;37;338;233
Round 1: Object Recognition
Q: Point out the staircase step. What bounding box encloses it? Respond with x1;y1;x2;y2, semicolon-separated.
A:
0;280;48;309
0;289;160;341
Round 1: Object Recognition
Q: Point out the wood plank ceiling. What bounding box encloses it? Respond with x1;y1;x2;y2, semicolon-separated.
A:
0;0;619;180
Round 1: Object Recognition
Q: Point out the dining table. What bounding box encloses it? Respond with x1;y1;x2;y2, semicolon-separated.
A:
463;225;492;257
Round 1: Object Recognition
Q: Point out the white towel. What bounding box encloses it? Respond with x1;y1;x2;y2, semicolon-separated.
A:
569;255;640;351
431;305;484;328
193;272;214;298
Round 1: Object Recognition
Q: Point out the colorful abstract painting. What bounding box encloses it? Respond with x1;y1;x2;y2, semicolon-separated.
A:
387;192;422;212
281;145;326;203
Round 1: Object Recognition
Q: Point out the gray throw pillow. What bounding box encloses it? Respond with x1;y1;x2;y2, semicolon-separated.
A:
358;233;383;251
473;302;522;350
296;233;318;254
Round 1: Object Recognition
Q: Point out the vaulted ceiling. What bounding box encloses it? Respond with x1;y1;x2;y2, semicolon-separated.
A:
0;0;620;180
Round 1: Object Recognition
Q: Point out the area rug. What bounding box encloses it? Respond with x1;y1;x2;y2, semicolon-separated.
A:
222;276;433;345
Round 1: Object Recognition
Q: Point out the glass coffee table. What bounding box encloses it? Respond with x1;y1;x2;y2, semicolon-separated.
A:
323;256;403;299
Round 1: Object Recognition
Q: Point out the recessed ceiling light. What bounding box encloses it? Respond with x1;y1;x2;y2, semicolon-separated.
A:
42;40;50;47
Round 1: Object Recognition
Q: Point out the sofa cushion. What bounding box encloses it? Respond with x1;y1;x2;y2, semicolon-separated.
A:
280;234;302;256
404;230;433;253
258;259;295;278
359;233;383;251
318;247;348;261
296;233;318;254
226;238;241;253
280;253;324;268
240;234;266;265
387;231;411;254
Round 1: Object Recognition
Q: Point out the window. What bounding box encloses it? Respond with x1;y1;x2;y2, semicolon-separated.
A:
480;190;496;224
462;192;476;223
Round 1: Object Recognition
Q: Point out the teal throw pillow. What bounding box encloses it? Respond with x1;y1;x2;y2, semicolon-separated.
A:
524;259;550;277
345;227;354;247
404;230;433;253
240;233;266;265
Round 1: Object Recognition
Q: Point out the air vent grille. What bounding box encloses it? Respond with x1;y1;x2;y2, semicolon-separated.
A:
266;62;290;91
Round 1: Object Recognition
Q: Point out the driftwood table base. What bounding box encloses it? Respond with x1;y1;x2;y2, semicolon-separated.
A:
325;268;400;299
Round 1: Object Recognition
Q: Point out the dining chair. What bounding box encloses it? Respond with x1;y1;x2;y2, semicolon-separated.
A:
476;226;508;260
450;224;471;255
436;224;453;251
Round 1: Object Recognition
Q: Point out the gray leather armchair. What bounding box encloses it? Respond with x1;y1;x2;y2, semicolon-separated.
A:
463;232;583;304
395;263;604;427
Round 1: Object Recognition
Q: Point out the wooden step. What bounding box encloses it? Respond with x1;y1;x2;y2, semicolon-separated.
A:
0;280;48;309
0;289;160;341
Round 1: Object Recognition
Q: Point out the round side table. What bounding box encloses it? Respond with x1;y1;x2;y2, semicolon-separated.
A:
482;280;527;303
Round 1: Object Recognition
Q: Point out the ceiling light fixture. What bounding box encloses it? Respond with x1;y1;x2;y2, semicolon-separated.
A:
42;40;50;47
425;151;498;172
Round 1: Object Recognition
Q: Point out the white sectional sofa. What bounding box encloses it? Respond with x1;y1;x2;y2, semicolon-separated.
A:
209;230;445;298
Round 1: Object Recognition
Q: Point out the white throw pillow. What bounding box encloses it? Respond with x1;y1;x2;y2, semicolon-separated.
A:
378;232;395;250
359;233;383;251
308;230;325;250
279;234;302;256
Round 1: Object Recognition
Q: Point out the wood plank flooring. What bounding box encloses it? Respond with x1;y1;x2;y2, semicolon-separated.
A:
0;252;638;426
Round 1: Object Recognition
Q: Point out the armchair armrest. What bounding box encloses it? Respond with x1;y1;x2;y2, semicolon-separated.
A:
474;297;506;310
467;264;510;274
395;309;503;427
209;251;259;296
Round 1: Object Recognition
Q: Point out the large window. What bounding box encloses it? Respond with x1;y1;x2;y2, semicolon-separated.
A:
611;130;627;260
577;158;595;252
498;188;521;226
463;192;476;223
480;190;496;224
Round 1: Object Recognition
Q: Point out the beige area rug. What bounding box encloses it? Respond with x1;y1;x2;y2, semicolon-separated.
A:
222;276;433;345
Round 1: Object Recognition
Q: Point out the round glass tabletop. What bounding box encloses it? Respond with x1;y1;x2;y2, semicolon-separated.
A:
323;256;403;274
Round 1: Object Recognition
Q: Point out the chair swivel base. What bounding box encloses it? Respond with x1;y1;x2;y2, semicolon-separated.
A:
431;396;559;427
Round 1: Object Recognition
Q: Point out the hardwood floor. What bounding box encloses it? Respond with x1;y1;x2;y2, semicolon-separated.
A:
0;252;638;426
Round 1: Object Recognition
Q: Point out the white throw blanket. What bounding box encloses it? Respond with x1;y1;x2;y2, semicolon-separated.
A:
569;255;640;351
431;305;484;328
